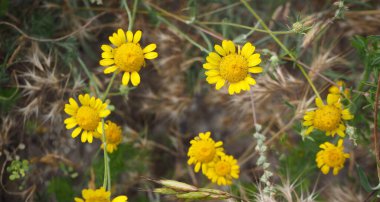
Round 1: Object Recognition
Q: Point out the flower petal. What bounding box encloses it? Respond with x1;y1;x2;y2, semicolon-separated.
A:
144;52;158;60
117;29;126;43
126;31;133;42
100;59;115;67
133;30;142;43
131;71;140;86
104;66;118;74
143;43;157;53
122;72;130;85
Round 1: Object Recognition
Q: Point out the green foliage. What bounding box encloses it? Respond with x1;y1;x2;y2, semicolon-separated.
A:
93;143;149;187
6;159;29;181
47;177;76;202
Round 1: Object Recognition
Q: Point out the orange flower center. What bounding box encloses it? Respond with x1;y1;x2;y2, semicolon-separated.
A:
219;54;248;83
114;43;144;72
313;105;341;131
215;161;231;176
76;106;99;131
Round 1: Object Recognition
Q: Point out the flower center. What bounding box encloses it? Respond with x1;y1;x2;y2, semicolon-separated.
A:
219;54;248;83
76;106;100;131
106;124;122;144
313;105;341;131
215;161;231;176
195;141;216;163
324;149;345;167
114;43;144;72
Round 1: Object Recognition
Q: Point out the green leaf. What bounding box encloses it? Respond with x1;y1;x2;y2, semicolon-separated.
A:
356;164;372;192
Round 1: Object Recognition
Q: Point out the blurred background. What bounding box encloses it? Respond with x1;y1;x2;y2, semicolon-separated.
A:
1;0;380;201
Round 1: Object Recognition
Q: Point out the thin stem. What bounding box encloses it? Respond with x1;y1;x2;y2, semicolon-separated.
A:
240;0;321;100
102;72;118;101
130;0;139;30
249;89;257;127
199;21;294;35
123;0;133;31
101;119;110;190
374;72;380;180
77;57;100;96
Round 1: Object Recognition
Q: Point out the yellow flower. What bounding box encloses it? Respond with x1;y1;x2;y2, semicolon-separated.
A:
203;40;262;95
74;187;128;202
99;29;158;86
206;154;240;186
64;94;110;143
187;132;224;174
303;94;354;137
329;80;350;98
101;121;123;153
316;139;349;175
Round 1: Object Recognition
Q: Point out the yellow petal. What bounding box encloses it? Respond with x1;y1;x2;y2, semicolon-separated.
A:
315;98;324;108
203;63;217;70
305;126;314;135
99;109;111;117
327;94;339;105
194;162;201;173
71;127;82;138
206;76;220;84
248;58;261;67
144;52;158;60
122;72;130;85
131;71;140;86
101;45;112;52
321;165;330;174
102;52;114;59
104;66;118;74
133;30;142;43
248;67;263;73
64;117;76;124
100;59;114;67
214;45;226;56
69;98;79;109
109;35;121;47
245;76;256;85
215;79;225;90
241;42;255;58
205;70;219;77
112;196;128;202
126;31;133;42
81;131;88;143
66;122;77;129
117;29;126;43
87;132;93;143
143;43;157;53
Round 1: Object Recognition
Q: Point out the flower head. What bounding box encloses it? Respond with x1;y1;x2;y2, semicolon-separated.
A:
100;29;158;86
101;121;123;153
316;139;349;175
329;80;350;98
206;154;240;186
203;40;262;95
303;94;354;137
64;94;110;143
74;187;128;202
187;132;224;174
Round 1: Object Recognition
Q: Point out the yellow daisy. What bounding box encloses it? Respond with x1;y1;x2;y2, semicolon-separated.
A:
316;139;350;175
99;29;158;86
64;94;110;143
187;132;224;174
74;187;128;202
101;121;123;153
303;93;354;137
206;154;240;186
203;40;262;95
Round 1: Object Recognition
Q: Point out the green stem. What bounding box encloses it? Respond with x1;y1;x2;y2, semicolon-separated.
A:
101;119;108;189
240;0;321;100
102;72;118;101
77;57;100;96
100;72;117;191
199;21;294;35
